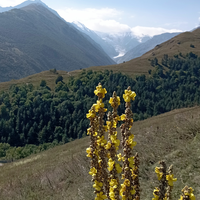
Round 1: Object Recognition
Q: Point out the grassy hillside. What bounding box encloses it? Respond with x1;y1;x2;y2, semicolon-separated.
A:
0;106;199;199
0;70;76;92
0;4;115;82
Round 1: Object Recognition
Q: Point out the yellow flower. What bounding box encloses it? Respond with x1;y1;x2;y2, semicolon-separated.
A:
130;186;136;195
105;142;111;150
106;121;112;129
113;120;117;128
128;157;135;168
179;196;183;200
166;174;177;186
93;180;103;191
110;179;118;188
123;90;136;102
108;158;115;171
115;163;122;173
109;187;115;199
124;179;130;187
93;132;98;136
155;167;163;181
110;135;120;149
114;115;121;122
89;167;97;176
95;191;107;200
97;136;107;147
86;109;96;118
117;153;124;161
87;128;91;135
121;174;125;179
120;184;126;199
121;114;126;121
126;134;137;149
109;96;120;107
86;147;92;158
109;97;114;105
153;187;159;200
94;99;105;112
190;193;196;200
94;84;107;98
104;125;108;132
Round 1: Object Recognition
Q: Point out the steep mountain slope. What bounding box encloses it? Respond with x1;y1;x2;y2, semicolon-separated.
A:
116;32;180;63
0;4;115;82
72;21;118;59
0;106;199;199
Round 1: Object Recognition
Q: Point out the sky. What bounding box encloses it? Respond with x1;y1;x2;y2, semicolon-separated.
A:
0;0;200;37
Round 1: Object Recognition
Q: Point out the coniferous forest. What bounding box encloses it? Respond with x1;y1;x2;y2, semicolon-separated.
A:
0;52;200;159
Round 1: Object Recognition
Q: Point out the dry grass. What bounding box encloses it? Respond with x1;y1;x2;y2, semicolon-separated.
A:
0;106;200;199
0;70;82;92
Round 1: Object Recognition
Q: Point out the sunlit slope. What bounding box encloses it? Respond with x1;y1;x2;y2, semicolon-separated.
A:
0;106;199;199
88;28;200;77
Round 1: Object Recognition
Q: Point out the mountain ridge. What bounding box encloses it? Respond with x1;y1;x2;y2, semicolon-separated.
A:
0;3;115;82
116;32;180;63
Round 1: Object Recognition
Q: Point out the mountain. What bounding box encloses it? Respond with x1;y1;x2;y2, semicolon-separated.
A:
87;28;200;77
0;0;60;18
72;21;118;59
116;32;180;63
0;4;115;82
96;31;150;59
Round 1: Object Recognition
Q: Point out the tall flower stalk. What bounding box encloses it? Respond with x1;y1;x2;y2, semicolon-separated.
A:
120;86;138;200
179;186;196;200
86;106;106;200
106;92;121;200
154;161;177;200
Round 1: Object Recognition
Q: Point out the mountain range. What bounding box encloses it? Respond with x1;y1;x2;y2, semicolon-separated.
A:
116;32;180;63
0;2;115;82
72;21;181;63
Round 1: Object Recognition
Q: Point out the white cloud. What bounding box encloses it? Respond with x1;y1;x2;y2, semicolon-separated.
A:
57;7;183;36
131;26;182;38
0;0;24;7
85;19;130;33
57;7;130;33
57;7;121;22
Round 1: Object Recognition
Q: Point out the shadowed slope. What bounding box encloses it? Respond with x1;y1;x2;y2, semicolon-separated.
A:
0;4;115;82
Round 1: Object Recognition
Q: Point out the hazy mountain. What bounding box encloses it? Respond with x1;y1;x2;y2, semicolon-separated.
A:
72;21;118;59
0;0;61;18
116;32;180;63
0;4;115;82
96;31;150;60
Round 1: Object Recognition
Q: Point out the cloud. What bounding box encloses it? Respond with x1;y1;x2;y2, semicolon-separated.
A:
0;0;24;7
57;7;121;22
57;7;131;33
57;7;183;36
131;26;182;38
85;19;131;33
